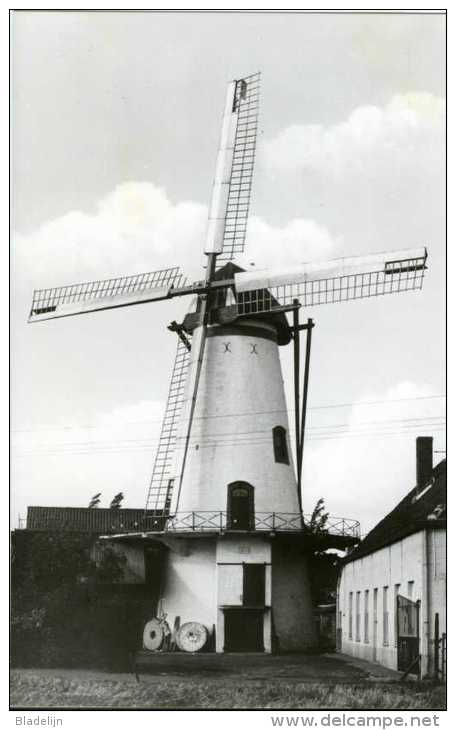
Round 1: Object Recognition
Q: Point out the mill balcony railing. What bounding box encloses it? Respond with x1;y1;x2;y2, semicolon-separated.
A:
138;511;361;539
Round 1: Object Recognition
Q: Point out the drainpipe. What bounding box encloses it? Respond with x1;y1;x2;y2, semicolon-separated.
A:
421;528;430;677
336;572;342;653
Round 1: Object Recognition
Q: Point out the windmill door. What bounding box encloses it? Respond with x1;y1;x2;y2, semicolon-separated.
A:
397;595;420;674
227;482;254;530
224;609;264;652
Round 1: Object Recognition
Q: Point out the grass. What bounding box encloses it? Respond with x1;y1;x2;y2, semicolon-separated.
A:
10;670;446;710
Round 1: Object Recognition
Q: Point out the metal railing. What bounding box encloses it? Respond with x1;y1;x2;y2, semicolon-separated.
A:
141;511;360;538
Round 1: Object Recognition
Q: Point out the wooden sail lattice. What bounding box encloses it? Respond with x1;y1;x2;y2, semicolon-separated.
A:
145;335;192;514
235;254;427;315
30;266;185;317
217;72;260;265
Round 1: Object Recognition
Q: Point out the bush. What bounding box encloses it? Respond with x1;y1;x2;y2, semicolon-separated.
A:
11;531;144;670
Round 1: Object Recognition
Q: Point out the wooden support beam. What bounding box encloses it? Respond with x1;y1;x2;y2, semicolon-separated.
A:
167;320;192;351
298;319;314;497
292;299;302;514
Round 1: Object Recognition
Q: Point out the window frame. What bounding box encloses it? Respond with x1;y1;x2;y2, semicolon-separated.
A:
272;425;290;465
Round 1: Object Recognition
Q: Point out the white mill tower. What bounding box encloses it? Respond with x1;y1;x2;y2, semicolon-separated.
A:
29;72;428;653
161;272;310;652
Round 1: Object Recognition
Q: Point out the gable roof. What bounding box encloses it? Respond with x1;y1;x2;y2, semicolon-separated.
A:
26;506;163;534
343;459;446;564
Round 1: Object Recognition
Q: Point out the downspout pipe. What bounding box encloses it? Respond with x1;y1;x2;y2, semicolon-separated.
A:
421;528;430;678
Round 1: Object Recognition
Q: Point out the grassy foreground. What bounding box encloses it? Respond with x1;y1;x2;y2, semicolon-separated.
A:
10;670;446;710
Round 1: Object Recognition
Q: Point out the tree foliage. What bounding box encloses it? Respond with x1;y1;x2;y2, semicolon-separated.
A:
10;531;144;669
307;498;342;606
308;497;329;534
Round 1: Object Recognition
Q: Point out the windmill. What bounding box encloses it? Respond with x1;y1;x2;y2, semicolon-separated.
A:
29;73;428;653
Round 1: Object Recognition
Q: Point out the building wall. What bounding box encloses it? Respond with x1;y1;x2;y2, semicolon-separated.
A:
271;541;317;652
427;528;446;676
111;542;146;584
160;539;217;635
172;320;300;516
338;529;446;675
132;532;322;654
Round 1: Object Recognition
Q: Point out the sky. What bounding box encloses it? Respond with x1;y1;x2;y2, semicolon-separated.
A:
11;10;446;535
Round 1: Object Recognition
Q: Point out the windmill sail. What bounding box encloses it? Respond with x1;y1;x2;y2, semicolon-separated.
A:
28;266;186;322
145;335;192;514
205;72;260;264
234;247;427;315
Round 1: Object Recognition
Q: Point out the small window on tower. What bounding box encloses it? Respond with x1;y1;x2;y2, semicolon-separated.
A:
273;426;289;465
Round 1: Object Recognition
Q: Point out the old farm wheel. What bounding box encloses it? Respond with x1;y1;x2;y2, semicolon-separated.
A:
176;622;208;653
143;618;166;651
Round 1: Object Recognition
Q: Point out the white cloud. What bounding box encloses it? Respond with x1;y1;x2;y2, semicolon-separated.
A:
96;398;164;431
13;182;208;290
12;398;166;515
262;93;445;179
238;216;341;270
13;181;341;301
302;381;444;535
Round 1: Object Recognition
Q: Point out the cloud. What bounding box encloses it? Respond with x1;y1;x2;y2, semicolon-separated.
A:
13;181;341;303
238;216;341;270
13;182;208;291
301;380;444;535
12;397;166;515
262;93;445;179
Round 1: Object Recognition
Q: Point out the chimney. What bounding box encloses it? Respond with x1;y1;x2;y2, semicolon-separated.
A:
416;436;433;490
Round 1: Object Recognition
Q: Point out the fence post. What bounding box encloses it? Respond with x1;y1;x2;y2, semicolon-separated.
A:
442;633;446;681
434;613;439;680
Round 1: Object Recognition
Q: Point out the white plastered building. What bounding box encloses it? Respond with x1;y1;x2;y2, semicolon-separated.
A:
337;438;446;678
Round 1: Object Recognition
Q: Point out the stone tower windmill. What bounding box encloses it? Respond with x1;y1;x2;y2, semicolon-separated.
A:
29;73;428;653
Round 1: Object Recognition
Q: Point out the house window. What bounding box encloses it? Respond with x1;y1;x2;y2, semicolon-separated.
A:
407;581;414;599
383;586;389;646
272;426;289;464
348;592;353;640
227;482;254;530
364;590;369;643
394;584;401;647
356;591;361;642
